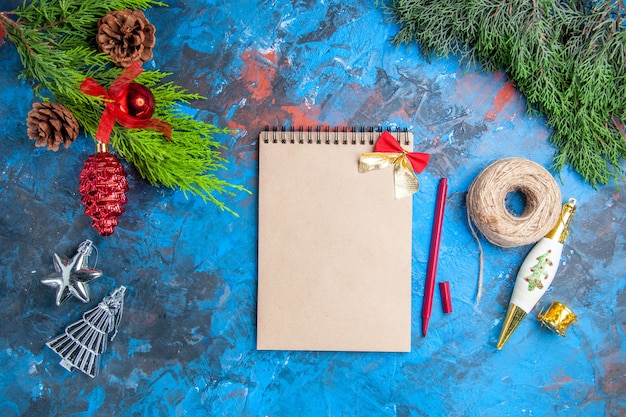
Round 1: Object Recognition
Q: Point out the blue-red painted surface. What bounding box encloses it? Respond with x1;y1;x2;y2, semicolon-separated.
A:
0;1;624;416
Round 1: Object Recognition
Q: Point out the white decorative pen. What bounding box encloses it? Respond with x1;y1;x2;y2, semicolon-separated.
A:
497;198;577;349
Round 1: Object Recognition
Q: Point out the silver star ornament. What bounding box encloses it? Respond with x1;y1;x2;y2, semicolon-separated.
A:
41;240;103;305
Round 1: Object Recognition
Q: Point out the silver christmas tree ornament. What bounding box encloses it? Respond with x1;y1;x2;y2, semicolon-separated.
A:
46;285;126;378
41;240;103;305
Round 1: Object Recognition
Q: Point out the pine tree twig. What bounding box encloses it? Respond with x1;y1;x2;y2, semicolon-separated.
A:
1;0;248;213
384;0;626;187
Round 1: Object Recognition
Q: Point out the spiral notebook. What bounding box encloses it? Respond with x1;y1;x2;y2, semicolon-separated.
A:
257;128;413;352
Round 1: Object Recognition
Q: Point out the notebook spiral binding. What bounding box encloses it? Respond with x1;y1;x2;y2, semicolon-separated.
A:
262;126;411;146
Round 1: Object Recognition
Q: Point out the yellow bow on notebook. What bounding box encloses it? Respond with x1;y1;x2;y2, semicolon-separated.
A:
359;131;430;199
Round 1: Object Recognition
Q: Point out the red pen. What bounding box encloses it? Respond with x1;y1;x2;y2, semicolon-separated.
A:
422;177;448;336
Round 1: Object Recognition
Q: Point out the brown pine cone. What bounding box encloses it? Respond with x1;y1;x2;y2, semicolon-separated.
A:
26;102;80;151
96;9;156;68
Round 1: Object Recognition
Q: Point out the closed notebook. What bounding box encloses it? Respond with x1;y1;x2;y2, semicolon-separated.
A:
257;128;413;352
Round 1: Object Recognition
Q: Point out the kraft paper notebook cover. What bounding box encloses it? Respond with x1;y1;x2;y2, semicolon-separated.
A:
257;128;413;352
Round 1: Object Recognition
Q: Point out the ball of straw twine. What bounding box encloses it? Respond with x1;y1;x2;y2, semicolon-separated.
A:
467;158;562;247
466;158;562;300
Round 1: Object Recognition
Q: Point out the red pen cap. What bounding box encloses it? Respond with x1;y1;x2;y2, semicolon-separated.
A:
439;281;453;314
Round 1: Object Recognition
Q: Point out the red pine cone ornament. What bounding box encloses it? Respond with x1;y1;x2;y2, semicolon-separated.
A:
79;143;129;237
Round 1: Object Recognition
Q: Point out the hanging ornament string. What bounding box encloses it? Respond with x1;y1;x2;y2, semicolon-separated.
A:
466;158;562;302
80;62;172;143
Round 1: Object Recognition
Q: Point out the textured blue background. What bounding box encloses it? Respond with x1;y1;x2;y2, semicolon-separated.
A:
1;1;625;416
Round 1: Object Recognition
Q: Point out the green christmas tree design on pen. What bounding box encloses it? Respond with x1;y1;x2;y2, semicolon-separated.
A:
524;250;554;291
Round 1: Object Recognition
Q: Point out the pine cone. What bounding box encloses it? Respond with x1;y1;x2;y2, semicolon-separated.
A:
96;9;156;68
26;102;80;151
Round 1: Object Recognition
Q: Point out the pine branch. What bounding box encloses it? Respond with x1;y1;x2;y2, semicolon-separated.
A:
384;0;626;187
1;0;248;213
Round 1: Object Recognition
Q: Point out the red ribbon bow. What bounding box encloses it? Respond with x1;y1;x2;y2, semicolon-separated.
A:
80;62;172;143
359;131;430;199
374;130;430;173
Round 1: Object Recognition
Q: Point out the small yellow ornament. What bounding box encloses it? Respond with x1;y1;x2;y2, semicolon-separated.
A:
537;300;577;337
